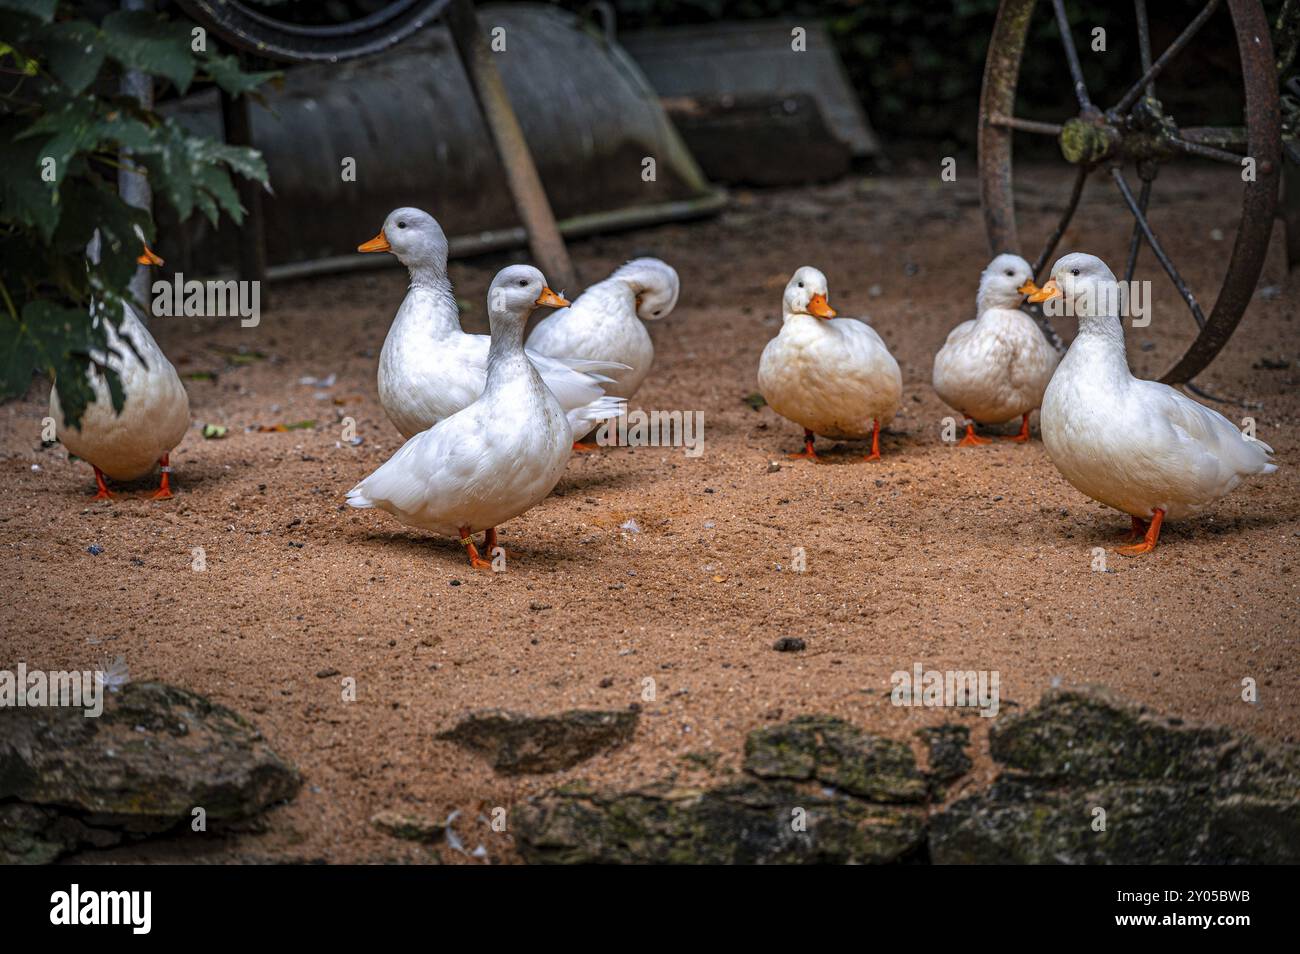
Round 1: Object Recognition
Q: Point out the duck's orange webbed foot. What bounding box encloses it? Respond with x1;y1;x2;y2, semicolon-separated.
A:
572;442;599;453
1115;509;1164;557
459;527;494;570
957;422;992;447
1001;413;1031;443
862;419;882;462
1119;516;1148;543
150;454;174;500
483;528;515;561
788;429;818;460
91;466;114;500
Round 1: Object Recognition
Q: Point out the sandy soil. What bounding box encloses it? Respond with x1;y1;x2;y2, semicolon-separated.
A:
1;161;1296;863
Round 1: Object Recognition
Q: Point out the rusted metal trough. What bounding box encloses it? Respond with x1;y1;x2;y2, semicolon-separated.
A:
620;19;880;185
161;4;722;281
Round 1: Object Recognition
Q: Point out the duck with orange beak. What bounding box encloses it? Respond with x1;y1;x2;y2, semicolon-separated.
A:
358;207;626;445
347;266;579;569
1033;252;1275;556
757;266;902;461
50;241;189;500
932;253;1060;446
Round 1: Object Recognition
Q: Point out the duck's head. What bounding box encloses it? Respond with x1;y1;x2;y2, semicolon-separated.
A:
358;207;448;270
1029;252;1117;316
783;266;836;319
979;253;1036;310
488;265;570;323
614;258;680;320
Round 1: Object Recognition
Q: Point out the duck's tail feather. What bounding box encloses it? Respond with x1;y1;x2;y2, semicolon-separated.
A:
345;484;375;509
567;396;626;440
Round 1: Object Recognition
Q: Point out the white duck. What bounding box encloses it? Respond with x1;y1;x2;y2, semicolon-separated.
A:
347;266;574;569
932;253;1059;445
1031;252;1276;555
757;266;902;461
51;244;189;499
525;257;680;403
359;208;625;442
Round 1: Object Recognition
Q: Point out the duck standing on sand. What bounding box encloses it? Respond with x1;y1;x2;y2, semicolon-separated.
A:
1030;252;1276;555
757;266;901;461
51;244;189;500
347;266;574;570
358;207;625;442
526;257;680;403
932;253;1059;445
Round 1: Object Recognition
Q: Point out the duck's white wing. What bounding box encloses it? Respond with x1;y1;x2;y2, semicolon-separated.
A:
346;412;483;516
941;318;978;349
526;349;629;439
1140;381;1277;487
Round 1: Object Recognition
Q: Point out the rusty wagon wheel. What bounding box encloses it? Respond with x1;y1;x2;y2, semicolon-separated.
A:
174;0;451;63
978;0;1281;388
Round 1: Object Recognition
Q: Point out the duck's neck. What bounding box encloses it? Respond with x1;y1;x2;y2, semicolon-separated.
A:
395;259;459;338
484;313;532;392
977;290;1019;316
1066;309;1131;378
781;309;819;326
612;261;667;296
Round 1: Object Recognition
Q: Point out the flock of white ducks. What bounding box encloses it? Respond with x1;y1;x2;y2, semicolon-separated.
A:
51;205;1276;562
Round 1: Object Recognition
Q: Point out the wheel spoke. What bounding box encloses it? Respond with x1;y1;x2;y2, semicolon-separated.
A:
988;114;1064;136
1179;126;1248;152
1124;178;1154;283
1135;0;1154;96
1167;136;1247;165
1183;380;1262;409
1112;167;1207;328
1052;0;1093;110
1113;0;1221;115
1033;165;1089;278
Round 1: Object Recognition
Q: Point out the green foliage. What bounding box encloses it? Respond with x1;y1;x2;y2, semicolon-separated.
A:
0;1;275;427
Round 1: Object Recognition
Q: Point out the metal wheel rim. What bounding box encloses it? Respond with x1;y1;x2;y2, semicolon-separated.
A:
175;0;451;63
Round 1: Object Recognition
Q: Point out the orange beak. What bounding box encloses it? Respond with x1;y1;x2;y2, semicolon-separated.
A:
1016;279;1039;297
535;286;570;309
137;244;163;266
1027;279;1061;303
357;230;391;253
807;293;836;319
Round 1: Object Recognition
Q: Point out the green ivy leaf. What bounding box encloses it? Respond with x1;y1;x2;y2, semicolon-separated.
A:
100;10;194;93
0;0;55;22
46;20;105;94
195;162;244;225
0;118;61;241
203;53;280;98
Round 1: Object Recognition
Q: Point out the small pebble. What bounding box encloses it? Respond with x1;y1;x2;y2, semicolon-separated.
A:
772;637;806;652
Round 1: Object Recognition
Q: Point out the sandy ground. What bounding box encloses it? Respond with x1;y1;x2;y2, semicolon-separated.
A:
1;162;1296;863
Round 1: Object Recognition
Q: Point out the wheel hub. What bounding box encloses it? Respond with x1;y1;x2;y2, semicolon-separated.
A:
1058;113;1119;165
1059;99;1180;167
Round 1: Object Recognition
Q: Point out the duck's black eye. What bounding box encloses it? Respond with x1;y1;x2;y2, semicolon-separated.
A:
797;281;804;288
397;221;406;229
1071;268;1080;276
1004;269;1013;276
518;279;527;287
653;310;661;316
